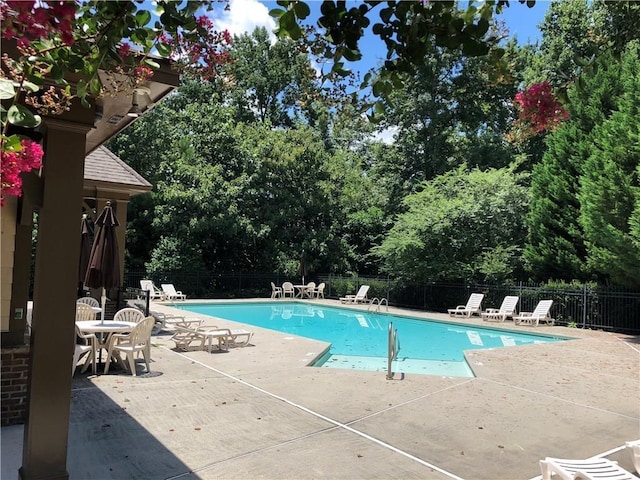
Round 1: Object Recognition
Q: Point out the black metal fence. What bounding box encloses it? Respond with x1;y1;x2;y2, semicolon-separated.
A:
123;270;640;334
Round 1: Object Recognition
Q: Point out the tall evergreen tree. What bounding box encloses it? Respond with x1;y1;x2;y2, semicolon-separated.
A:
579;42;640;288
524;50;624;281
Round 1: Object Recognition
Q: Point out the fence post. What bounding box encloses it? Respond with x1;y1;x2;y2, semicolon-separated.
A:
386;275;390;304
582;284;587;328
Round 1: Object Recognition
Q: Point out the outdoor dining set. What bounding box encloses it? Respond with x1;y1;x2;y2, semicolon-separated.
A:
73;297;154;377
270;281;325;299
73;294;254;377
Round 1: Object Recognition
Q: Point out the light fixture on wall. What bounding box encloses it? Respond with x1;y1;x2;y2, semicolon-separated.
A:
126;86;151;118
126;90;143;118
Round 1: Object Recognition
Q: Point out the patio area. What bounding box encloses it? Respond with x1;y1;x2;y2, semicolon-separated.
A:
3;299;639;479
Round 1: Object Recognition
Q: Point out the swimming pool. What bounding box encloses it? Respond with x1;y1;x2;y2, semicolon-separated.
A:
175;302;567;377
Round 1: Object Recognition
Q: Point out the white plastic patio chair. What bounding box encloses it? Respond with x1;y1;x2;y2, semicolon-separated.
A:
304;282;316;298
314;282;325;299
75;302;97;321
76;296;100;308
72;324;97;376
271;282;283;299
104;316;155;376
161;284;187;301
282;282;294;298
113;307;145;324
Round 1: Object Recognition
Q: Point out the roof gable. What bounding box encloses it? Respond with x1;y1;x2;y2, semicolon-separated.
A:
84;146;152;191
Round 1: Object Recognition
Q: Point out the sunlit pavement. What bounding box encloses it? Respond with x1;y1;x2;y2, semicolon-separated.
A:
3;299;638;479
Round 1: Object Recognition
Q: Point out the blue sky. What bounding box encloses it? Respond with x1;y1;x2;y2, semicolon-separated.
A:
210;0;551;77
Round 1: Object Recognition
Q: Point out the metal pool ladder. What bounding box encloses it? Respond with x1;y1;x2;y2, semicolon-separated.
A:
386;322;399;380
368;297;389;312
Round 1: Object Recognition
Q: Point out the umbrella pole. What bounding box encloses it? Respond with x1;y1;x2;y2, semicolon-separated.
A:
99;288;106;364
100;288;106;324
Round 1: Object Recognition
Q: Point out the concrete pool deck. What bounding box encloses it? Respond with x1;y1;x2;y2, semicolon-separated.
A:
3;298;639;479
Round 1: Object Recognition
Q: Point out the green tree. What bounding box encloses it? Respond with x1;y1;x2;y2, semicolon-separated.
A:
579;42;640;288
227;27;316;126
237;121;348;274
524;48;625;281
374;165;529;283
373;39;519;209
525;0;603;87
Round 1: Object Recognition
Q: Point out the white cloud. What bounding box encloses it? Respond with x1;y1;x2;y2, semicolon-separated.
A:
371;126;398;145
211;0;276;39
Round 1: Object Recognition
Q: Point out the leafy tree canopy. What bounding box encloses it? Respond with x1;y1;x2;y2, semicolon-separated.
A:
374;164;529;284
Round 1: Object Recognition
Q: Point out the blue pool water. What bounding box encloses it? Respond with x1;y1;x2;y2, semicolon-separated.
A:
175;302;566;377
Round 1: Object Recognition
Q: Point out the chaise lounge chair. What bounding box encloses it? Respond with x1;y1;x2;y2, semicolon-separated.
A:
448;293;484;318
481;295;519;322
340;285;370;304
514;299;554;326
140;280;166;300
161;283;187;301
539;456;638;480
170;324;253;353
627;440;640;474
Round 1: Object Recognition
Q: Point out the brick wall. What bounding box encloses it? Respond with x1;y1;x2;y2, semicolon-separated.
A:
1;345;29;426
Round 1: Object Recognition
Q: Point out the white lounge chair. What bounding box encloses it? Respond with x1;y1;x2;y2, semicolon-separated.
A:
340;285;370;304
150;311;202;330
161;283;187;301
170;324;253;353
514;299;554;326
270;282;283;299
626;440;640;474
539;456;638;480
481;295;519;322
282;282;295;298
448;293;484;318
140;280;166;300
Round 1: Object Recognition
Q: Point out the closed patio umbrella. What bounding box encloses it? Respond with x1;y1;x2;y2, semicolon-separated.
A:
84;201;120;324
79;213;92;291
299;251;307;285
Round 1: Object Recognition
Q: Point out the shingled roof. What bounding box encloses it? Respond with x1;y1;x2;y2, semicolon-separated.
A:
84;146;152;196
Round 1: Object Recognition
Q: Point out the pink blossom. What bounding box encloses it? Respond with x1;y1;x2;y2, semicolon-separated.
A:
118;42;132;58
1;139;45;206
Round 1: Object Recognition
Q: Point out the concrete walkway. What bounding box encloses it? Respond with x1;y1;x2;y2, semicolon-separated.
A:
3;299;639;479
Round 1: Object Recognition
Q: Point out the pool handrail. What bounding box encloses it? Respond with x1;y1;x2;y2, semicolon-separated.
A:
368;297;389;313
386;322;399;380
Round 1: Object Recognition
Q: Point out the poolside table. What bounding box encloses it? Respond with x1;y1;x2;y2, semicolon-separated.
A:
76;320;137;372
293;285;313;298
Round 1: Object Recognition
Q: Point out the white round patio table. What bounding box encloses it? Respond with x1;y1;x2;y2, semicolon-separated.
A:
76;321;137;373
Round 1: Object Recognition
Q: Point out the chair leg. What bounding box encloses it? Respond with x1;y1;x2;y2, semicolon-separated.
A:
127;352;137;376
142;348;150;373
104;345;117;374
80;345;97;375
72;347;82;377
